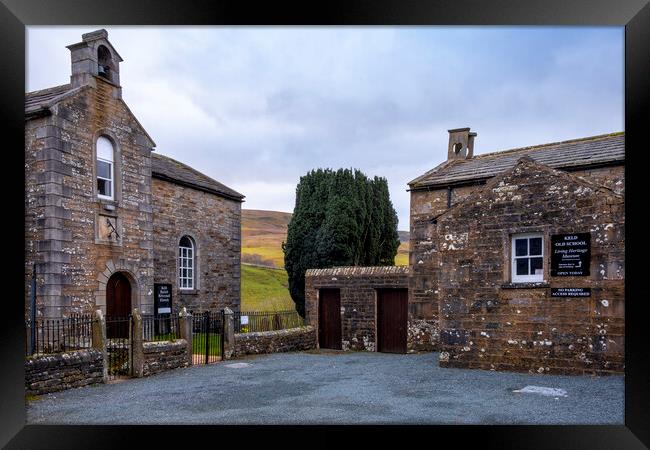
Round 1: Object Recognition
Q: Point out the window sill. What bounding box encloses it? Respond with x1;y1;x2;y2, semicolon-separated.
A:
501;282;550;289
179;289;199;295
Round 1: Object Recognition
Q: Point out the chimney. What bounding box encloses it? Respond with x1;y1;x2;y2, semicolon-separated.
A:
447;127;477;161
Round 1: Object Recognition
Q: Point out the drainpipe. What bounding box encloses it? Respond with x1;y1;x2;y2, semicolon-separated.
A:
30;263;36;355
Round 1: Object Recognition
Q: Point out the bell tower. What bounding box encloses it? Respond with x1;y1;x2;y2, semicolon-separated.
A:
66;29;123;95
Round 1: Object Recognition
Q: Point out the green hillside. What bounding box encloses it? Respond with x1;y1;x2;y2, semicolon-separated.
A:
241;264;294;311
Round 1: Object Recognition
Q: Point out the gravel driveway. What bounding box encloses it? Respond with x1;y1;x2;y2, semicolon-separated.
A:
26;351;624;425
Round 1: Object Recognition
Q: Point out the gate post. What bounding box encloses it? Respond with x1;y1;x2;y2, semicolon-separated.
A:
131;309;144;378
92;309;108;383
223;307;234;360
178;307;193;366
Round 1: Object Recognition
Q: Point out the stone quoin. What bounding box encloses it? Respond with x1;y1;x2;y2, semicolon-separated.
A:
25;29;244;319
306;127;624;375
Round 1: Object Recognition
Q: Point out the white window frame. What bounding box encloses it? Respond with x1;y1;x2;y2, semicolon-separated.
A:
178;237;195;290
511;233;544;283
96;136;114;200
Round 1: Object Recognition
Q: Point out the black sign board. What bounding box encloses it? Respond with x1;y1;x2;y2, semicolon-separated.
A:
550;233;591;276
154;283;172;315
551;288;591;297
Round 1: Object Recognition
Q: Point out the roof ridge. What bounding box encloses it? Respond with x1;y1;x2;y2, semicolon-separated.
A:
25;83;71;97
152;152;245;200
470;131;624;160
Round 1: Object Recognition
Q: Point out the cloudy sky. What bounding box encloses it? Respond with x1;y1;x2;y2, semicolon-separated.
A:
26;26;624;229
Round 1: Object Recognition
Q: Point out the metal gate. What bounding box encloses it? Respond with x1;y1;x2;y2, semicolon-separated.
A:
191;311;224;364
106;315;132;380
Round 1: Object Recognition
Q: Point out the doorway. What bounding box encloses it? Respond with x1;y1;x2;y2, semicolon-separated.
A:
377;288;408;354
106;272;132;338
318;288;342;350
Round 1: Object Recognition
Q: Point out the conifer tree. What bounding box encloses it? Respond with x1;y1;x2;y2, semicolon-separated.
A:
283;168;400;316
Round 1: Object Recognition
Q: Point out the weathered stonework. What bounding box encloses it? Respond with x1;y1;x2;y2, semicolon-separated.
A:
233;326;316;357
25;73;155;318
142;340;190;377
305;266;434;352
25;30;243;320
25;349;104;396
430;158;624;375
152;178;242;313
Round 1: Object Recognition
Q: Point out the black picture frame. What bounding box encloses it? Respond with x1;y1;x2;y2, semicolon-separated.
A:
2;0;648;448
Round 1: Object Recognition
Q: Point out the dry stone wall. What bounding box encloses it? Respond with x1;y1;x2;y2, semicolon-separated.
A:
142;340;189;377
233;326;316;357
25;349;104;396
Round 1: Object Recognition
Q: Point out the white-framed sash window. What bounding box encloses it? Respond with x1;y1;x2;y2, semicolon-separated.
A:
96;136;114;200
511;233;544;282
179;236;195;290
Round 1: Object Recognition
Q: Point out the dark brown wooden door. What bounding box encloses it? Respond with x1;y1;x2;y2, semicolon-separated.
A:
318;289;342;350
377;288;408;354
106;272;131;338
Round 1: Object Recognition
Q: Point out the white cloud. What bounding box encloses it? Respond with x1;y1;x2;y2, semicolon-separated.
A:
27;26;623;229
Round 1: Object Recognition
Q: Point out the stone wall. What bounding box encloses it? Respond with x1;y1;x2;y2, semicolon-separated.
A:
433;158;624;375
152;178;242;313
304;266;434;352
233;326;316;357
142;340;190;377
408;166;624;359
25;77;155;318
25;349;104;396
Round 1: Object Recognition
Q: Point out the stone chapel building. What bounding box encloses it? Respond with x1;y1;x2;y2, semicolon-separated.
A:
306;127;624;375
25;29;244;319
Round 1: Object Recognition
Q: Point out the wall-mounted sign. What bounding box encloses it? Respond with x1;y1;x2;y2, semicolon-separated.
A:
550;233;591;276
551;288;591;297
154;283;172;315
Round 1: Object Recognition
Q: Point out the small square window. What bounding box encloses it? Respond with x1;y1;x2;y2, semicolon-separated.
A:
511;234;544;282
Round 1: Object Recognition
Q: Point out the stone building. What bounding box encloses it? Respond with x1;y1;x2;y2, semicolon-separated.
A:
306;127;624;375
25;29;244;319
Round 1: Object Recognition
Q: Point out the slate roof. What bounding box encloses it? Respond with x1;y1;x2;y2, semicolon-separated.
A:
409;132;625;189
152;153;245;202
25;84;77;115
25;84;240;201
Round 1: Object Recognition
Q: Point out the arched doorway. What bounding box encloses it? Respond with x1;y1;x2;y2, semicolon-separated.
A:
106;272;132;338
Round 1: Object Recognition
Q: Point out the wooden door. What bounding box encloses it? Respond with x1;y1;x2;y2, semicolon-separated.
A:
106;272;131;338
318;289;342;350
377;288;408;354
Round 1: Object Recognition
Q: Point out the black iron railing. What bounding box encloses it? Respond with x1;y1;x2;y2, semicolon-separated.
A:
142;314;181;342
25;314;94;356
190;310;224;364
106;315;132;379
233;310;304;333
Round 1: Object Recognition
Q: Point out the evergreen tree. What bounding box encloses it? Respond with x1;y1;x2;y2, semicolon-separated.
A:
283;168;400;316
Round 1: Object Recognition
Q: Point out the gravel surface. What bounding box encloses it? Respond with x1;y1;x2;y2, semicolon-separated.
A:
26;351;624;425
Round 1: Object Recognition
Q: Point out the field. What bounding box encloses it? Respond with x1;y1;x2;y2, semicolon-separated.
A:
241;209;409;268
240;209;409;310
241;264;294;311
241;209;291;268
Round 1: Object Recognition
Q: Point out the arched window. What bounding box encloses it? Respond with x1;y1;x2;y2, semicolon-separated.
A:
179;236;195;290
96;136;114;199
97;45;112;80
